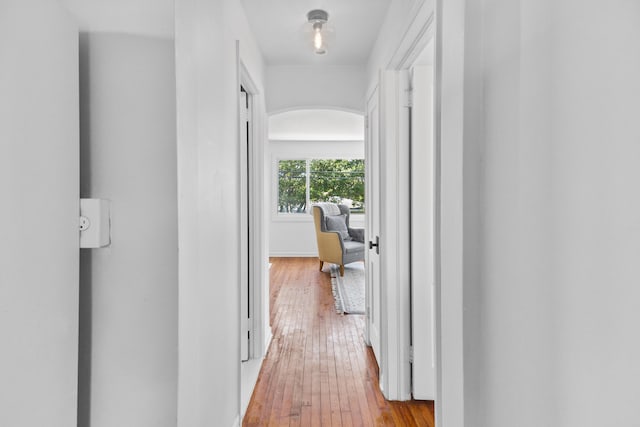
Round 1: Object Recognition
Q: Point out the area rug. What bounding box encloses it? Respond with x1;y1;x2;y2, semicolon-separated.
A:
330;262;365;314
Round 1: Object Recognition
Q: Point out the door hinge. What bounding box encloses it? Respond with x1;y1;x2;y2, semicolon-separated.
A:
405;89;413;108
409;345;414;363
243;317;252;334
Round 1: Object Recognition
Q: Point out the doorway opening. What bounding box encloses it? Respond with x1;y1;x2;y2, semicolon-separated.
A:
267;109;366;258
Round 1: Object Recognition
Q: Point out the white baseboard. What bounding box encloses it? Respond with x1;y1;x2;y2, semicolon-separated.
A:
241;358;263;418
264;326;273;354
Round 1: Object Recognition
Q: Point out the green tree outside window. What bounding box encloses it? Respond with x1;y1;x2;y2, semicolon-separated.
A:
310;159;364;213
277;159;365;214
278;160;307;213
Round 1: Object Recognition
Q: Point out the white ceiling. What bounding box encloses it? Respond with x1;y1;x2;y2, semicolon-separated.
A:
240;0;391;66
61;0;391;64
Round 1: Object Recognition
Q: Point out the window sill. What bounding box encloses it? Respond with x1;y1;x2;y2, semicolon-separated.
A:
272;213;314;223
271;213;366;224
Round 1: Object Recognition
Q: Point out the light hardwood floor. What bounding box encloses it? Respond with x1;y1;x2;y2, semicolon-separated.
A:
243;257;434;426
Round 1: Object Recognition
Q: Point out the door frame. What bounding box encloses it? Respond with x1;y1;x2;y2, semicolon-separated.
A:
433;0;466;424
237;48;270;417
410;60;437;400
372;0;469;418
239;86;251;362
372;1;436;401
375;68;413;400
239;58;269;360
379;0;466;425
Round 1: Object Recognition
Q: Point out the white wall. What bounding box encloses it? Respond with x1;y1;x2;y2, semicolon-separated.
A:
60;0;174;38
77;33;178;427
266;65;366;113
174;0;265;426
269;140;365;256
0;2;79;426
551;4;640;423
269;109;364;141
454;0;640;426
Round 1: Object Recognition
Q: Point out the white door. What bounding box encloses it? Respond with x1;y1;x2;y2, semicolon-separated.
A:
0;1;80;425
240;89;251;361
410;64;436;399
365;87;382;364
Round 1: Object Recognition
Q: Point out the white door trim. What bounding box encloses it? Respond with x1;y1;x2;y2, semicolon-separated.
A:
377;70;412;400
387;2;435;70
237;45;270;418
410;63;437;400
376;2;468;424
239;58;269;359
239;88;250;362
375;0;437;403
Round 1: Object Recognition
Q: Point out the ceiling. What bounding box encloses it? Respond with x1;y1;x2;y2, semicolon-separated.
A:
61;0;392;66
240;0;391;66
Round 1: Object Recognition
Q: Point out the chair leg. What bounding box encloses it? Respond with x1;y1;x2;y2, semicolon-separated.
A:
340;265;345;276
319;260;324;271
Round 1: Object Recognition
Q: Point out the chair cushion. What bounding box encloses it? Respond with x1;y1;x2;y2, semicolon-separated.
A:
325;214;350;240
348;227;365;243
343;240;365;254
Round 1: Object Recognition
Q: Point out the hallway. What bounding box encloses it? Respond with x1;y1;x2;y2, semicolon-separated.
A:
243;258;434;426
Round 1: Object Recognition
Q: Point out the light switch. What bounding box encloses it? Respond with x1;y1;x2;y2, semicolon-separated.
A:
80;198;110;248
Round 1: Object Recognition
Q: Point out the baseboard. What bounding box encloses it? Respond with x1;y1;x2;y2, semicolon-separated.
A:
269;252;317;257
241;358;263;418
264;326;273;354
239;329;273;424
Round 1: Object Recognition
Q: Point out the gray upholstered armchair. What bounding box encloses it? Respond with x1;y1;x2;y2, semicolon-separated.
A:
312;203;365;276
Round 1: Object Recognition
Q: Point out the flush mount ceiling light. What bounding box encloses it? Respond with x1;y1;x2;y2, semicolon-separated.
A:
307;9;330;55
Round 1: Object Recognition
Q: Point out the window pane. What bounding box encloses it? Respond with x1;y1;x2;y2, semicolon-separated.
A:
278;160;307;213
309;159;365;213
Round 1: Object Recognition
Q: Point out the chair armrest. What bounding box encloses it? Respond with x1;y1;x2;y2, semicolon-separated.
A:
348;227;365;243
317;230;345;261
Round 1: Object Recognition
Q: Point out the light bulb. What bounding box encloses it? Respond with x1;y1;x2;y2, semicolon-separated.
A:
314;28;323;50
308;11;329;55
312;22;326;54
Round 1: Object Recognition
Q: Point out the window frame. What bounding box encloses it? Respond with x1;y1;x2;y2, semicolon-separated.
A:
272;155;366;222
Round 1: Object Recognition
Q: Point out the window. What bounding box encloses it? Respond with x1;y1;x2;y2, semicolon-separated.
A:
278;160;307;213
277;159;365;214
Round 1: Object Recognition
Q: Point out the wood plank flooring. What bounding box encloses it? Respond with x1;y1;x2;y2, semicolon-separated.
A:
243;257;434;427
